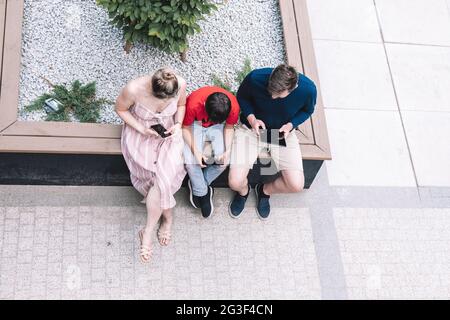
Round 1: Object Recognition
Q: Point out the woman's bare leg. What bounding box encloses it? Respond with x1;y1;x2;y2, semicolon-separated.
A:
140;184;163;262
158;209;173;246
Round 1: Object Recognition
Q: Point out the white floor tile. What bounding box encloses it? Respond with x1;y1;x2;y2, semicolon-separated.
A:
402;111;450;187
335;208;450;299
325;109;416;187
386;44;450;112
375;0;450;46
314;40;397;110
307;0;381;42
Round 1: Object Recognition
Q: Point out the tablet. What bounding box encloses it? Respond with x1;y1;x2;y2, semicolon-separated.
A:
259;129;287;147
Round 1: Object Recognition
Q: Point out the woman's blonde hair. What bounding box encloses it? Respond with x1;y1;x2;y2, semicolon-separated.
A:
151;68;179;99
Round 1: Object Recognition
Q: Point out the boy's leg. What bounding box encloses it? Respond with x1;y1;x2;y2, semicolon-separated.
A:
183;123;208;197
204;124;227;185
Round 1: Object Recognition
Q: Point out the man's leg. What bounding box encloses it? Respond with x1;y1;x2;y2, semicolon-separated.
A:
253;132;304;220
264;132;304;195
229;125;259;193
183;123;208;197
229;167;252;195
263;169;305;195
228;125;259;218
204;124;227;185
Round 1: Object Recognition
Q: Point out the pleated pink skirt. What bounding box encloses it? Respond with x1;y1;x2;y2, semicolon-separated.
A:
121;102;186;209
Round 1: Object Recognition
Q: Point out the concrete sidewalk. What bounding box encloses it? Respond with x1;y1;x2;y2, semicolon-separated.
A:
0;186;320;300
1;167;450;300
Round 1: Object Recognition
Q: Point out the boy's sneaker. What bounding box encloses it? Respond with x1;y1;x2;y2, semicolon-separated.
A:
255;184;271;220
199;186;214;219
229;185;250;219
188;180;201;209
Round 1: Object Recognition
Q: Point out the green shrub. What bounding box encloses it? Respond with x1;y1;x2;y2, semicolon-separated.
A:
24;81;112;123
212;58;252;95
97;0;219;58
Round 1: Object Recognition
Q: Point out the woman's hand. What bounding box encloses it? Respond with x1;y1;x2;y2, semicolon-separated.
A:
165;122;182;137
139;126;159;137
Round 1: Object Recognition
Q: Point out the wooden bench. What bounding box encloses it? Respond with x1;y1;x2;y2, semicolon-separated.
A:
0;0;331;188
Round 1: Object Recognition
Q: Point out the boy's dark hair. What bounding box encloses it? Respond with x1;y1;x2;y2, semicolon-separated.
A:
267;64;298;94
205;92;232;124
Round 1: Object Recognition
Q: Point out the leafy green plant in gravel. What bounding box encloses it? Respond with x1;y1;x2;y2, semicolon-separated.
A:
96;0;219;61
212;58;252;95
24;81;112;123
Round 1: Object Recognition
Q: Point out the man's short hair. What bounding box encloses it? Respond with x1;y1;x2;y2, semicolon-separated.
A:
205;92;232;124
267;64;298;95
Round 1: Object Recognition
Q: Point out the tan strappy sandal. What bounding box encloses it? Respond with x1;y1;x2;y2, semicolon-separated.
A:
157;229;172;247
138;229;153;263
140;193;148;204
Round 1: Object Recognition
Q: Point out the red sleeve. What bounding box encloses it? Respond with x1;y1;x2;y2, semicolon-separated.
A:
226;93;240;125
183;93;198;126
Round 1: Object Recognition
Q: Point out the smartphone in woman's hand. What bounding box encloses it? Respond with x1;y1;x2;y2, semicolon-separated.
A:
151;124;172;138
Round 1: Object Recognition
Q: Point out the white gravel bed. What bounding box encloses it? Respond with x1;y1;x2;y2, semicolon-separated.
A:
18;0;286;124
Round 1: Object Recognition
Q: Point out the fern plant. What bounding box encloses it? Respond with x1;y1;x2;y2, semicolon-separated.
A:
96;0;219;60
212;58;252;95
24;81;112;123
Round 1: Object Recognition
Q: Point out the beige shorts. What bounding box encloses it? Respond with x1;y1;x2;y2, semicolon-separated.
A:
230;124;304;171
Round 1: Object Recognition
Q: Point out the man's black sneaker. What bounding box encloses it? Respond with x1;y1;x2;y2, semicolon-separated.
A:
188;180;201;209
229;185;250;219
255;184;270;220
200;186;214;219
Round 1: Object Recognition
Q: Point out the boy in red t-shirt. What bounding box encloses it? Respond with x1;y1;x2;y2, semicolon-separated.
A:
182;86;240;218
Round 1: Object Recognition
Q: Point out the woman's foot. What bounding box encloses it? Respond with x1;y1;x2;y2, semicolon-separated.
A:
157;215;173;246
138;228;153;263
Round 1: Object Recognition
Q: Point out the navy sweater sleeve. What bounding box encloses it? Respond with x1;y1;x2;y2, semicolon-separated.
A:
290;84;317;128
236;73;255;118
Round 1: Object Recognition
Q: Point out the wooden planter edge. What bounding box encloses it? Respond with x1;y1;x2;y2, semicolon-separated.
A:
0;0;331;161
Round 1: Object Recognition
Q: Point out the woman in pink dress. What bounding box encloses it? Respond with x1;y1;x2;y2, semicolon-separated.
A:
116;68;187;263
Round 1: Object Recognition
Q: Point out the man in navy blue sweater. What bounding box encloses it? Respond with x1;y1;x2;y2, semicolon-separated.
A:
228;64;317;220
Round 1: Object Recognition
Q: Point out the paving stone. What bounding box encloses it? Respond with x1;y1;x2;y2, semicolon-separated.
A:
334;208;450;299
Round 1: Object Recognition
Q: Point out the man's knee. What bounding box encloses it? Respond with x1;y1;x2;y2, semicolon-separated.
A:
290;181;304;193
284;171;305;193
